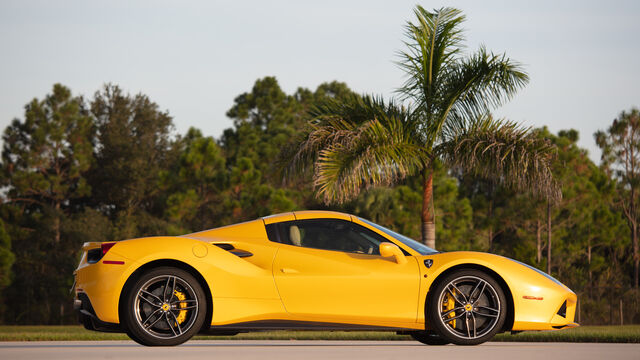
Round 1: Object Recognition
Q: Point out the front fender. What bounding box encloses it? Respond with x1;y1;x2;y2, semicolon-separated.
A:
417;252;576;330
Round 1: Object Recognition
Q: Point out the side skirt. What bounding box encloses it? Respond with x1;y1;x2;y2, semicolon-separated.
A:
205;320;416;332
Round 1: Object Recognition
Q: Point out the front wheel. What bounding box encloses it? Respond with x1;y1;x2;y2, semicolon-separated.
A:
428;269;506;345
123;267;207;346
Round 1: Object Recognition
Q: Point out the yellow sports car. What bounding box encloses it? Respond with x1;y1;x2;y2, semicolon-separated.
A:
73;210;577;346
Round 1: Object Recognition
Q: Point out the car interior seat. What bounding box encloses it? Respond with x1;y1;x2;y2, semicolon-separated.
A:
289;225;302;246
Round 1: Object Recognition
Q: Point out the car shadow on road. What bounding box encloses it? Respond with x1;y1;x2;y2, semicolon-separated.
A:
0;342;427;349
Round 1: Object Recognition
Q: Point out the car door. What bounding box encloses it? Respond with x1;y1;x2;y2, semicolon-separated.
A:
269;218;420;324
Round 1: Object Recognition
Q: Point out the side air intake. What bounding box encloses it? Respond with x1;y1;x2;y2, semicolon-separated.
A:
557;300;567;318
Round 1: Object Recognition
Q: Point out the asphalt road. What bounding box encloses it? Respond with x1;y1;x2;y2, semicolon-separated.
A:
1;340;639;360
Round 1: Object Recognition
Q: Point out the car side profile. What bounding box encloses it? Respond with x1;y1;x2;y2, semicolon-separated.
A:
73;210;577;346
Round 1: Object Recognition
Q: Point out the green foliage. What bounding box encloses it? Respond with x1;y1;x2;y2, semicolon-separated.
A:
90;84;175;239
223;77;304;180
595;108;640;287
432;171;473;252
1;83;94;208
162;128;226;231
0;84;95;324
0;219;14;290
351;186;422;239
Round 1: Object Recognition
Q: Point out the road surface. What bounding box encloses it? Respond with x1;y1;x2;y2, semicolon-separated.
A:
1;340;638;360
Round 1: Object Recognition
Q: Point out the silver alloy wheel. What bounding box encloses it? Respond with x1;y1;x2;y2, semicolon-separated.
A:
436;275;501;340
133;275;199;339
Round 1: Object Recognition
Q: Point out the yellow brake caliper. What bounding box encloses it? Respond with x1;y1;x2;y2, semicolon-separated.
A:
443;291;457;328
173;290;188;325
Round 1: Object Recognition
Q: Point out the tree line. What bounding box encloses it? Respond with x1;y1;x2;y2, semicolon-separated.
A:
0;78;637;325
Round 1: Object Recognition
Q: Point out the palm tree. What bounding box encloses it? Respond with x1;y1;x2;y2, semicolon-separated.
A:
284;6;560;248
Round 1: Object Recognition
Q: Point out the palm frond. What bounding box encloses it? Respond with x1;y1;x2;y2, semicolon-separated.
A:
314;114;428;204
397;6;466;111
281;95;422;182
445;47;529;127
396;6;529;149
435;115;561;202
280;116;356;179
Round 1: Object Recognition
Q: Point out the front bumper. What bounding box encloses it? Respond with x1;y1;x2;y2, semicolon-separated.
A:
511;279;579;331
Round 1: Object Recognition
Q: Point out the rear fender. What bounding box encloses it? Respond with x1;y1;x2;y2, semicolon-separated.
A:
83;236;279;324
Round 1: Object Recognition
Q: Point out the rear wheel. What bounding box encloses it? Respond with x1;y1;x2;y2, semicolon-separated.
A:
123;267;207;346
428;269;506;345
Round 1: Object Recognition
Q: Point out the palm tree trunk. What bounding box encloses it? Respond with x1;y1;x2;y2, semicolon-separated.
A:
422;167;436;248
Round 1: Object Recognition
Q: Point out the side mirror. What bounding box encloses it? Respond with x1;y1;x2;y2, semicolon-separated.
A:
379;243;407;264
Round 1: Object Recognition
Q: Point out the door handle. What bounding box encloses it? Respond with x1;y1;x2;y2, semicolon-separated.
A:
280;268;299;274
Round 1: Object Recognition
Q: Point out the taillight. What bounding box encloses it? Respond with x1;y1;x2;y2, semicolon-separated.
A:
87;242;117;264
101;242;116;256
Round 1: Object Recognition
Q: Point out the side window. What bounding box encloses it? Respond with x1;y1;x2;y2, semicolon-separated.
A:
266;219;391;255
348;222;391;255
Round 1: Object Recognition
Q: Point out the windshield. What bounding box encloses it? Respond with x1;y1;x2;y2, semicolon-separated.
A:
358;217;438;255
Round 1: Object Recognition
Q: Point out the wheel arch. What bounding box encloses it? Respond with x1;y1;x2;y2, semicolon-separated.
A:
425;263;515;332
118;259;214;333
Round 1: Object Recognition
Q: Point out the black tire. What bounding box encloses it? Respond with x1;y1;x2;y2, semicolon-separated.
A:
122;266;207;346
409;331;450;345
428;269;506;345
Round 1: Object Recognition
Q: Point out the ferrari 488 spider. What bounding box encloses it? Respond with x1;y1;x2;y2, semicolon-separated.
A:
73;211;577;346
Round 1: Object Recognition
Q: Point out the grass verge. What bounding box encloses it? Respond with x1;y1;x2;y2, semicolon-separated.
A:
0;325;638;342
494;325;640;343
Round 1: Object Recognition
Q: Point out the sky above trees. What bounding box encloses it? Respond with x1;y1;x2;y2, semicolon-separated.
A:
0;0;639;161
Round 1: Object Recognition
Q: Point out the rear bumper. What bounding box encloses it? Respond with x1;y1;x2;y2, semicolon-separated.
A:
75;292;122;333
74;251;132;324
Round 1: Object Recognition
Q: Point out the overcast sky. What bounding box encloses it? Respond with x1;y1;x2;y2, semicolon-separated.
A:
1;0;638;162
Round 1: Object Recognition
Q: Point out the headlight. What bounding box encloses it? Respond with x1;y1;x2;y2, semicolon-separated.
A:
508;258;568;288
